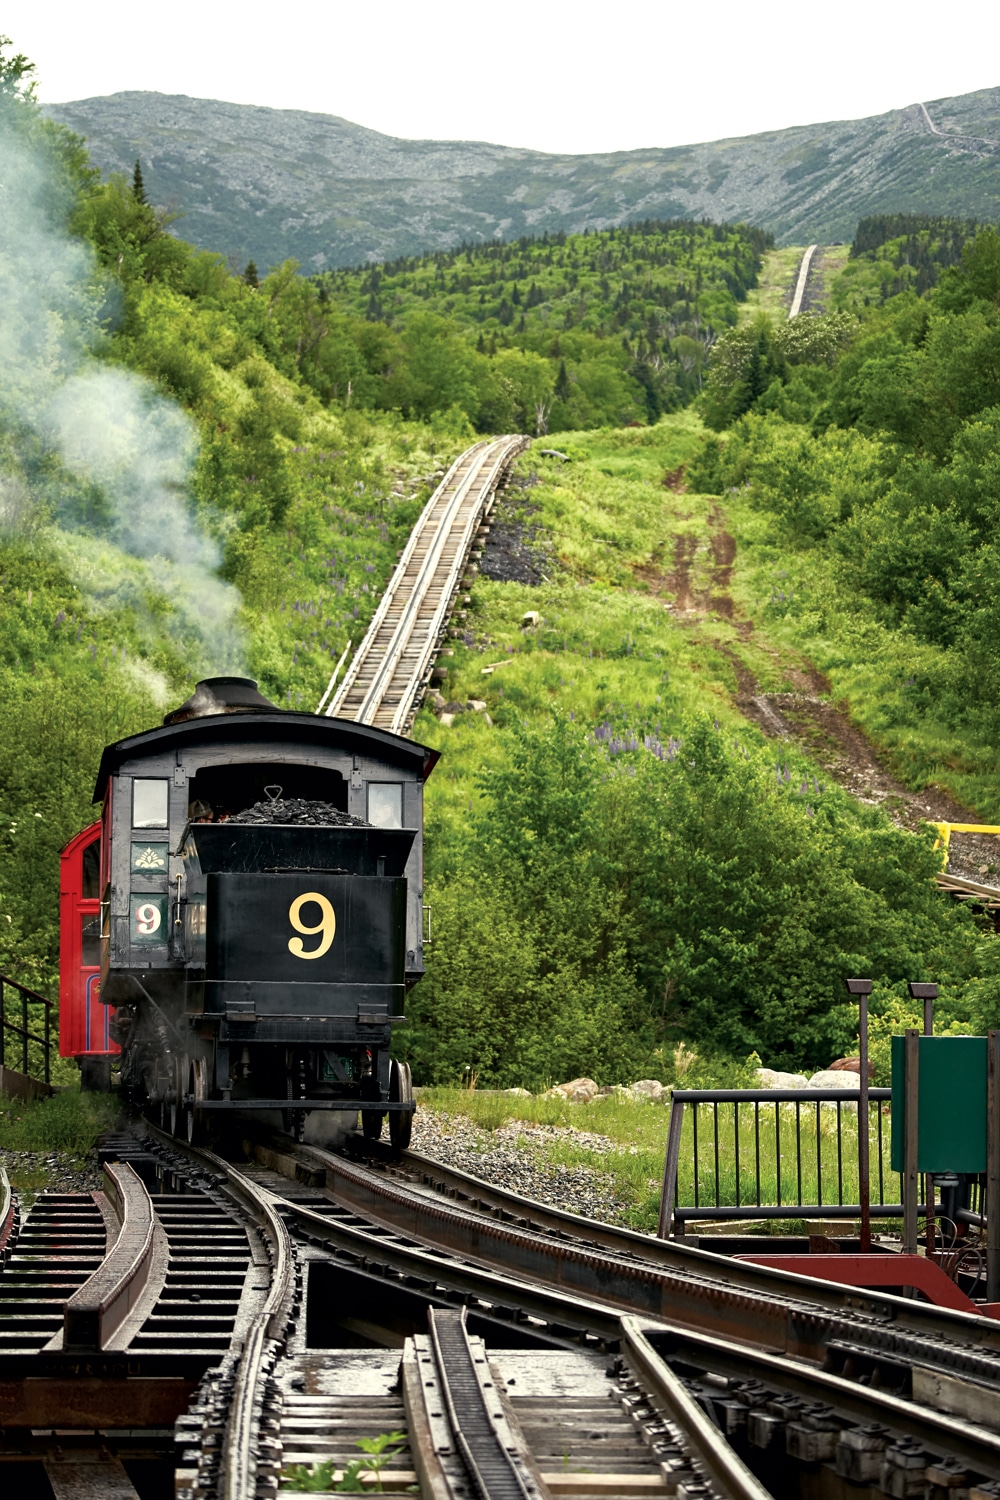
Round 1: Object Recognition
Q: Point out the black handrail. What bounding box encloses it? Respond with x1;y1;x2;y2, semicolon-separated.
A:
658;1087;896;1238
0;973;53;1084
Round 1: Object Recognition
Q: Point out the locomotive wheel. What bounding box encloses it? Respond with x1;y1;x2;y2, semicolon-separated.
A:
388;1059;413;1152
184;1058;208;1146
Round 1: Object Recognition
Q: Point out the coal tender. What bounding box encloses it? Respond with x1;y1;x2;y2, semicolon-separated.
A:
88;676;438;1146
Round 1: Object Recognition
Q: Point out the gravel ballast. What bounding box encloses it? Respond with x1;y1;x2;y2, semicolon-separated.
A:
409;1109;640;1226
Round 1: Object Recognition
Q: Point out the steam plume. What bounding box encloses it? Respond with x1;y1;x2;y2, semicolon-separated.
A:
0;107;244;670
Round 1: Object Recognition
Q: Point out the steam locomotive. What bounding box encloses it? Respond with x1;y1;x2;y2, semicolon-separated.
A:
59;677;438;1147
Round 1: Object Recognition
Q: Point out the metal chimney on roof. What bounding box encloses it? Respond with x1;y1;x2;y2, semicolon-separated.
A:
163;676;278;725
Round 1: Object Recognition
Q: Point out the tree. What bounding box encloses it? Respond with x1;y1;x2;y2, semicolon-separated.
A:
0;34;35;101
554;359;571;401
244;259;260;289
132;159;147;204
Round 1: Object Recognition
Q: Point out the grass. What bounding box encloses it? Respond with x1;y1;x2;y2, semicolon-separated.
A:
739;247;806;323
718;485;1000;818
418;412;850;864
0;1086;120;1153
420;1087;671;1230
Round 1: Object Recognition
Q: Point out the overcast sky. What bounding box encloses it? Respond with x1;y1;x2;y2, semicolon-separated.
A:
7;0;999;155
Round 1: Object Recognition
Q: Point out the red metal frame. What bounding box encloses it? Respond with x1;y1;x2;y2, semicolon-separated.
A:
736;1252;1000;1320
59;820;118;1060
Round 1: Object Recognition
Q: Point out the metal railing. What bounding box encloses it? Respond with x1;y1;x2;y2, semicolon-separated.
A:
0;973;53;1084
657;1087;917;1238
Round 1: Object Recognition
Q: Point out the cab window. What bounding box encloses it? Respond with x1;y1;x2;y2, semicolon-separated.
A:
133;779;169;828
368;783;403;829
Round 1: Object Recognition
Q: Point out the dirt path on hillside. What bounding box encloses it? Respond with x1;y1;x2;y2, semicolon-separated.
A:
639;485;1000;886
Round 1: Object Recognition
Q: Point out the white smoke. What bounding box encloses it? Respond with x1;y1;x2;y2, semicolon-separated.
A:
0;106;244;670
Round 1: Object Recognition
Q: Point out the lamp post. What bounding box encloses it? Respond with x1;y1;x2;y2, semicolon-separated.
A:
844;979;873;1253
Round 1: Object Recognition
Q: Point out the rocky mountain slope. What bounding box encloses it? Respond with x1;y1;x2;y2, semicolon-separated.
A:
46;87;1000;270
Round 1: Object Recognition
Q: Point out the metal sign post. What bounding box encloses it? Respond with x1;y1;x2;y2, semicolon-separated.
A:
910;983;938;1256
988;1031;1000;1304
844;980;873;1253
903;1028;920;1256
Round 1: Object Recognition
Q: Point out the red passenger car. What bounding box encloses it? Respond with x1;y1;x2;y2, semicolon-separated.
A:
59;820;118;1089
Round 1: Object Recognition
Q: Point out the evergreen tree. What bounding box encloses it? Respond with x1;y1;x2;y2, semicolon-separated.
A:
132;159;146;204
243;259;260;289
554;359;571;401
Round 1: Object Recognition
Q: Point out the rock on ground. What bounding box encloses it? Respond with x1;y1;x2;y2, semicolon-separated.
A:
756;1068;809;1089
808;1069;862;1090
545;1077;600;1102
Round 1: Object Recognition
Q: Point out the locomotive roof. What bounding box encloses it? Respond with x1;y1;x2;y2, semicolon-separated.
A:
92;712;440;801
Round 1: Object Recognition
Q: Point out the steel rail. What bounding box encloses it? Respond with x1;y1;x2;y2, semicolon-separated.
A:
391;1143;1000;1355
0;1163;15;1265
264;1136;1000;1387
383;436;526;736
620;1320;770;1500
62;1161;155;1351
330;442;481;715
329;434;527;731
218;1155;294;1500
138;1121;296;1500
623;1314;1000;1484
353;443;492;726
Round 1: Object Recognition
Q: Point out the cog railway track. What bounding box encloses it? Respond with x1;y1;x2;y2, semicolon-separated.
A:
324;434;528;732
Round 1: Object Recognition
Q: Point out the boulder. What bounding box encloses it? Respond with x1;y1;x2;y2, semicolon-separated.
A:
628;1079;667;1102
827;1056;874;1078
467;699;489;713
428;689;447;711
438;713;456;728
546;1076;599;1102
808;1069;861;1091
755;1068;809;1090
503;1087;532;1097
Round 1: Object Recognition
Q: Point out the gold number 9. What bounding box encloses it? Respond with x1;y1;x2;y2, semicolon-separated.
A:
287;892;336;960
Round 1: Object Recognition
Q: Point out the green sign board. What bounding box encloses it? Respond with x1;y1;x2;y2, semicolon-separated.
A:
890;1035;987;1174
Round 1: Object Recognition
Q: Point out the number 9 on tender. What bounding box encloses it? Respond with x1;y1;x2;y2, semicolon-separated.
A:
287;892;336;960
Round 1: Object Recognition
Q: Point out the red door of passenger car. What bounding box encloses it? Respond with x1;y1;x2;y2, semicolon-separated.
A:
59;821;118;1061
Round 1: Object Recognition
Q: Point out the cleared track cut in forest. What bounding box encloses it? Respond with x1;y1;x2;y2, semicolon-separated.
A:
326;435;528;733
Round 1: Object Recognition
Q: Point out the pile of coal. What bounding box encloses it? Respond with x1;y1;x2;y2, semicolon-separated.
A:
229;798;370;827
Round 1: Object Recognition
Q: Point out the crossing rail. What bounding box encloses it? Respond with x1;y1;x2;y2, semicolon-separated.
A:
326;434;528;732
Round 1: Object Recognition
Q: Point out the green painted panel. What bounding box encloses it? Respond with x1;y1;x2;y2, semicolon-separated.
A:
890;1035;987;1174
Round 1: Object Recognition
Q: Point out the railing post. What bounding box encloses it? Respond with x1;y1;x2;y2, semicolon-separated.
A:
21;991;27;1076
0;975;4;1071
658;1094;685;1240
44;1000;50;1084
988;1031;1000;1304
845;979;873;1252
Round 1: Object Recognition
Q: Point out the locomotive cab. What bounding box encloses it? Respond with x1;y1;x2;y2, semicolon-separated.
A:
79;676;437;1145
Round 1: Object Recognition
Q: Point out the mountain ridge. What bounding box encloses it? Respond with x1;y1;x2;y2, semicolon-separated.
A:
45;86;1000;270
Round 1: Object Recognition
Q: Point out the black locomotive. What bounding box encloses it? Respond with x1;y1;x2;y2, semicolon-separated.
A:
88;676;437;1146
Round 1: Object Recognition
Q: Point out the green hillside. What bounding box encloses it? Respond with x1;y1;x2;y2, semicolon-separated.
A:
308;220;772;428
3;41;1000;1089
44;87;1000;270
